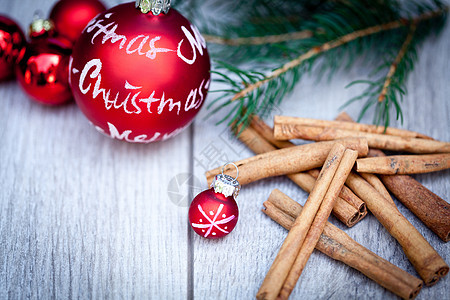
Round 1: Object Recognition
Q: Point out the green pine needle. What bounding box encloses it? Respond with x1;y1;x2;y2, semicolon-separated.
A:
176;0;447;129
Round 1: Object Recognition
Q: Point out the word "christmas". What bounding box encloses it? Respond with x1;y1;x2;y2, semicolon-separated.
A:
72;58;209;115
84;13;206;65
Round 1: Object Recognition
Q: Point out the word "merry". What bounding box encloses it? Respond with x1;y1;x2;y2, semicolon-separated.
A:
97;121;191;143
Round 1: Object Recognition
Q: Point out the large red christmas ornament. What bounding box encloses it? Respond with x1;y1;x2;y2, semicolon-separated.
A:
15;18;72;105
189;164;240;239
69;1;211;143
0;15;25;82
49;0;107;44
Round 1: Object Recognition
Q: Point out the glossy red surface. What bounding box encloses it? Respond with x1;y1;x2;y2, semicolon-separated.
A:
15;38;73;105
0;15;25;82
28;20;57;40
189;188;239;239
49;0;107;43
69;2;211;143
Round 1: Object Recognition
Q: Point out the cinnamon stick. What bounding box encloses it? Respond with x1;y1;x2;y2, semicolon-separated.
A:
263;189;423;300
334;113;394;204
288;172;362;227
366;149;450;242
250;115;296;149
360;173;394;204
273;124;450;154
205;138;368;186
356;154;450;175
381;175;450;243
348;120;450;242
308;169;367;217
233;123;276;155
256;144;346;300
334;112;357;123
274;115;433;139
368;148;388;158
279;149;358;299
345;173;449;285
247;116;366;226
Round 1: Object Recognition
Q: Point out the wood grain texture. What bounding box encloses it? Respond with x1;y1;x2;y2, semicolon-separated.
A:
0;0;449;299
0;1;190;299
0;87;191;299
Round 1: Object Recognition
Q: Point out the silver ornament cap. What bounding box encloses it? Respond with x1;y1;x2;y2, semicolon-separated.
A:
29;11;55;38
136;0;171;15
211;163;241;199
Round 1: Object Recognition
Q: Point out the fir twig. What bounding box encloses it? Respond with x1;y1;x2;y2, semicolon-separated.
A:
207;1;447;129
192;0;333;64
203;30;313;46
343;2;448;127
378;24;416;103
231;7;445;102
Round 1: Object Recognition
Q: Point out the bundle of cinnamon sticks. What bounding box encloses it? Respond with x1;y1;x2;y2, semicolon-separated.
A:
204;112;450;299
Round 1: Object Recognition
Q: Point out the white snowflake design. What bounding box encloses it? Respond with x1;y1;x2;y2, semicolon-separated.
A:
191;204;236;238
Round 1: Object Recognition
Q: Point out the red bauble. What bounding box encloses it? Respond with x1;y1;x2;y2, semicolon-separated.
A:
69;2;211;143
15;37;73;105
49;0;107;44
0;15;25;82
189;188;239;239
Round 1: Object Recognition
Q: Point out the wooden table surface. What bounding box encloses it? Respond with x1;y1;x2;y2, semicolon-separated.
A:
1;0;449;299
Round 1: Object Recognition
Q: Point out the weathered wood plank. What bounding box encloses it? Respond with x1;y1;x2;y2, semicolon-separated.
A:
0;0;190;298
0;0;448;299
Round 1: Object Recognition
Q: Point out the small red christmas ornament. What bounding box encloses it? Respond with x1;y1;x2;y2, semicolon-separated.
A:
189;163;240;239
0;15;25;82
15;17;72;105
49;0;107;44
69;0;210;143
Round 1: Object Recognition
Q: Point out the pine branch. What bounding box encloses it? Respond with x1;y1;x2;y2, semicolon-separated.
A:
231;7;445;102
203;30;313;46
378;24;416;103
207;0;447;129
343;2;448;127
191;0;335;64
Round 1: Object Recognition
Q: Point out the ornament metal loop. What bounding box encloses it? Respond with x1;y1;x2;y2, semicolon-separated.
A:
135;0;171;16
212;162;241;199
221;162;239;182
33;10;44;20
